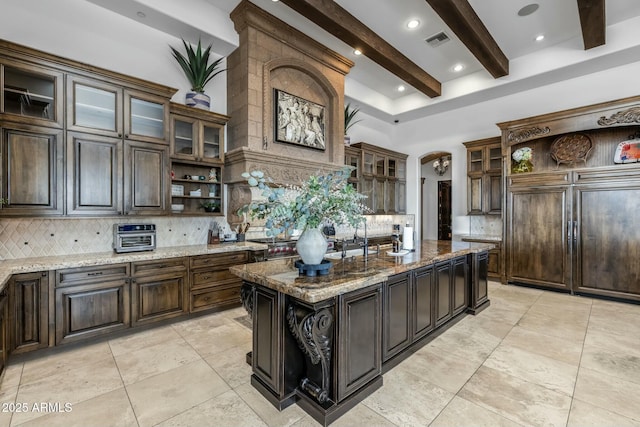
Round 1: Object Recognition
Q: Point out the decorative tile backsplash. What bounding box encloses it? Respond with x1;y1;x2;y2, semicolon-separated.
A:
0;217;212;260
469;215;502;236
0;214;414;260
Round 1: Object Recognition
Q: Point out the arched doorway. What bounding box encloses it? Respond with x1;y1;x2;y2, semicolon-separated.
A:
420;151;452;241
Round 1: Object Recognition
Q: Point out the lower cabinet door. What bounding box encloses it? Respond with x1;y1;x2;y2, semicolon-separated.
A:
452;256;469;316
131;273;187;326
55;279;130;345
413;266;434;340
383;273;411;361
435;261;452;327
337;283;382;402
9;271;49;353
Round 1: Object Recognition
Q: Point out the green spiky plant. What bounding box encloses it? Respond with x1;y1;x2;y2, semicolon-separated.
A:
170;39;225;93
344;103;362;135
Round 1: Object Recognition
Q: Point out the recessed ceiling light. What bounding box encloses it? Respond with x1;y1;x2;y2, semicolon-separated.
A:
354;49;362;55
136;11;146;18
397;85;406;92
535;34;545;42
452;64;464;72
272;0;279;2
407;19;420;29
518;3;539;17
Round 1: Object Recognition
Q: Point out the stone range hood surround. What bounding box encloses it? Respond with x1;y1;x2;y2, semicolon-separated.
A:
225;0;354;223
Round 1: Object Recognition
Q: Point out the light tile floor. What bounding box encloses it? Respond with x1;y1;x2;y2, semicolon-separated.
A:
2;282;640;426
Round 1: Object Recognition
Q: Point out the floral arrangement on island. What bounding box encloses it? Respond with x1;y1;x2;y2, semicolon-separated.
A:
238;168;369;237
512;146;533;173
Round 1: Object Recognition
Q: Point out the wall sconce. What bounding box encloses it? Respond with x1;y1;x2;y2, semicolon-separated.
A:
433;156;450;176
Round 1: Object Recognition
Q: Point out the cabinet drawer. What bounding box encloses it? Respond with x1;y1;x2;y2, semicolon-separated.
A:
190;284;241;313
190;252;248;270
191;269;239;290
131;258;188;277
56;263;129;287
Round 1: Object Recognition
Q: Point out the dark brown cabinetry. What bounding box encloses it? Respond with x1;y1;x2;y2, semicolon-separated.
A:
382;268;437;362
9;271;50;353
1;59;64;128
131;258;188;326
345;142;407;214
383;273;411;361
169;103;229;216
189;251;248;312
240;250;487;425
66;132;122;215
1;125;64;216
55;264;130;345
500;96;640;301
124;139;169;215
0;289;8;375
463;137;502;215
0;39;176;217
337;284;382;401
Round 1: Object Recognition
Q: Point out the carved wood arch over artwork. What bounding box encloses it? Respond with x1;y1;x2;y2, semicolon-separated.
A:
262;57;340;161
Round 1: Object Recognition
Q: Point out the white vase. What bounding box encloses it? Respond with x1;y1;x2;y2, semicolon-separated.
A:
185;91;210;110
296;228;327;265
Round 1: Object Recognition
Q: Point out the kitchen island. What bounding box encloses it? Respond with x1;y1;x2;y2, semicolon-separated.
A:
230;240;492;426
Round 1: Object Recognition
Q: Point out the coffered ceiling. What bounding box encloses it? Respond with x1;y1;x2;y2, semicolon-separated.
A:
88;0;640;122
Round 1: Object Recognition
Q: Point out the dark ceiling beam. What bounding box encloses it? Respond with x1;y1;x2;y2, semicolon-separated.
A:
277;0;442;98
425;0;509;78
577;0;606;49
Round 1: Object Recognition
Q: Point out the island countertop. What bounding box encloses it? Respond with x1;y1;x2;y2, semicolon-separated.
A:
229;240;494;303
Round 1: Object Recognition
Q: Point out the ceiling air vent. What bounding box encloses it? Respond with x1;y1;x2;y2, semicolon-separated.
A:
425;32;450;47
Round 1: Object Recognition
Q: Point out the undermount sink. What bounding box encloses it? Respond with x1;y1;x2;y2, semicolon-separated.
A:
324;249;377;260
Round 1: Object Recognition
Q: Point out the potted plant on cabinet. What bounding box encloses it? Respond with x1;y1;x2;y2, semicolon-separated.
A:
170;38;225;110
201;200;220;213
344;103;362;146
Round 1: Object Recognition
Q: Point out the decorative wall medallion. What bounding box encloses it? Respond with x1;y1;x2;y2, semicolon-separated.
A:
507;126;551;143
597;107;640;126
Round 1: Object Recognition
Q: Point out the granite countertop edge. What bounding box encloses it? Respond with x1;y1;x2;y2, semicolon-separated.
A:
458;234;503;243
0;242;268;292
230;240;494;303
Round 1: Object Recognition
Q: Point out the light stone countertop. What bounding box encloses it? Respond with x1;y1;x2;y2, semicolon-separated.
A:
0;242;267;291
230;240;494;303
459;234;503;243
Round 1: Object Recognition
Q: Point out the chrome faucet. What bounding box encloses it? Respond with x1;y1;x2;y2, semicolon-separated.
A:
356;218;368;257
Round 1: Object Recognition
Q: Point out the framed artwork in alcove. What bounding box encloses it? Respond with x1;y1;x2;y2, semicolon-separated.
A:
274;89;326;151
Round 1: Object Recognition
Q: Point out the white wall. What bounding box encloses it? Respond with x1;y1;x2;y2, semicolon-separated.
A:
0;0;228;113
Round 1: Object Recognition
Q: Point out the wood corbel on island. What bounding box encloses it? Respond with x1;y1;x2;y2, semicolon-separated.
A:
230;240;492;426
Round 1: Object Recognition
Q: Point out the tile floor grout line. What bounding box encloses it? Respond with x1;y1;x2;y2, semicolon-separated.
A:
563;299;593;427
429;291;530;427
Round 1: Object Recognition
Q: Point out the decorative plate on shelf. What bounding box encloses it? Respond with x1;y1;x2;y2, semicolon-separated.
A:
550;133;593;167
613;140;640;163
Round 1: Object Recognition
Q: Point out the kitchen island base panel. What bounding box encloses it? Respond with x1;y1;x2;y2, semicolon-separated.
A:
232;242;492;426
466;299;491;315
296;376;383;427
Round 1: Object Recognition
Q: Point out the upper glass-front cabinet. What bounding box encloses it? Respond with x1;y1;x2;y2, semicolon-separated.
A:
1;61;64;127
126;91;168;143
67;77;167;144
67;76;122;137
169;104;228;164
